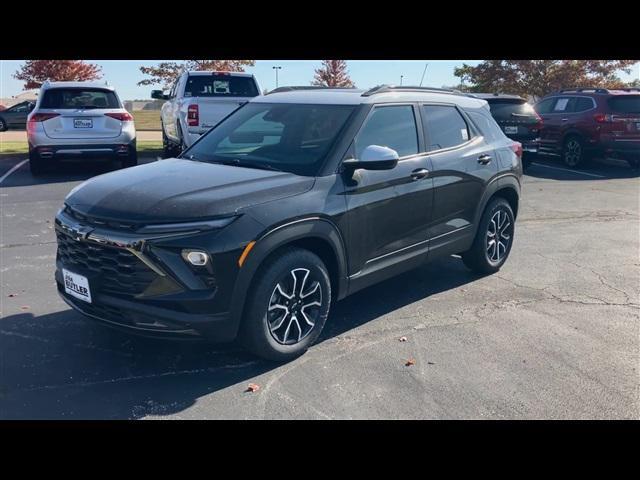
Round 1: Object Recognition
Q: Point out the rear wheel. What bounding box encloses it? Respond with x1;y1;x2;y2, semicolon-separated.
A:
161;124;179;158
29;150;45;176
522;151;535;172
121;148;138;169
240;248;331;361
562;136;589;168
0;117;7;132
462;198;515;275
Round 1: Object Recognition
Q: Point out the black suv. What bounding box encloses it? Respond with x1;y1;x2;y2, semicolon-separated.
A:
472;93;542;171
55;85;522;361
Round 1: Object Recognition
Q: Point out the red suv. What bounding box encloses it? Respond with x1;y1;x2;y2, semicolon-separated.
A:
534;88;640;169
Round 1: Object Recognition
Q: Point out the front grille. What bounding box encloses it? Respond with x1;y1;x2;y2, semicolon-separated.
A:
56;228;157;296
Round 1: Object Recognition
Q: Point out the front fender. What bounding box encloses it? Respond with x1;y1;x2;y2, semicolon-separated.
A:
228;217;349;333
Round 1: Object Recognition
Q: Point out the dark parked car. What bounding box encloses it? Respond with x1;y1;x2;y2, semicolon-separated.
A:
0;101;35;131
472;93;542;171
534;87;640;169
55;85;522;361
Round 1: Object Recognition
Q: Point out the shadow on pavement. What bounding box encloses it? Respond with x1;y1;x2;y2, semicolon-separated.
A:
0;256;478;419
525;155;639;181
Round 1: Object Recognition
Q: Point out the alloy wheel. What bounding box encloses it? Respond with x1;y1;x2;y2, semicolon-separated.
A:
564;139;582;167
267;268;323;345
486;209;512;264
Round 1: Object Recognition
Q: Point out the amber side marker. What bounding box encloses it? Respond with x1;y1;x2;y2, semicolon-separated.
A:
238;241;256;267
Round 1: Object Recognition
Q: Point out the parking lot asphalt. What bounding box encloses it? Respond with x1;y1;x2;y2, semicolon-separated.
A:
0;154;638;419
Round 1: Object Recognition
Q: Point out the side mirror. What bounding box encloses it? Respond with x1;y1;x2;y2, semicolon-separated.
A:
343;145;399;171
151;90;169;100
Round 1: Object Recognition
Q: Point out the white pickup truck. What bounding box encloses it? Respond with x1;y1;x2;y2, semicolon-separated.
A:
151;71;261;156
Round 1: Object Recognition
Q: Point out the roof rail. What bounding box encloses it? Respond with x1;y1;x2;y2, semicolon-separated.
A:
266;86;358;95
362;84;463;97
558;87;610;94
619;87;640;92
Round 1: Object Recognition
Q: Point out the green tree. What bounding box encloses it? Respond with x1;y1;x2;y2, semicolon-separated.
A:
454;60;637;99
138;60;256;89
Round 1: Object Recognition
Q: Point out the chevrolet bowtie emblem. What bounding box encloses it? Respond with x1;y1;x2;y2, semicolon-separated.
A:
69;225;93;241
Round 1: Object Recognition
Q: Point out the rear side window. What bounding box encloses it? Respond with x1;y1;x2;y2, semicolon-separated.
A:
467;111;506;143
552;97;574;112
574;97;594;112
40;88;120;109
487;100;535;120
421;105;470;151
185;75;259;98
355;105;418;158
608;96;640;113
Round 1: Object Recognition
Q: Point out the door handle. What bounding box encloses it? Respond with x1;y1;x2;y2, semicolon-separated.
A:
410;168;430;180
477;154;492;165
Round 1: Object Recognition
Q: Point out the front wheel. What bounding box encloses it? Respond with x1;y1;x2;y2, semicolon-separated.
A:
0;117;7;132
240;248;331;361
462;198;515;274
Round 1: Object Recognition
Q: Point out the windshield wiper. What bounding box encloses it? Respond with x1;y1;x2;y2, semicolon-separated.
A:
218;158;283;172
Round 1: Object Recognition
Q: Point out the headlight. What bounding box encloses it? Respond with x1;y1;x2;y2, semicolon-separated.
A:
136;216;238;234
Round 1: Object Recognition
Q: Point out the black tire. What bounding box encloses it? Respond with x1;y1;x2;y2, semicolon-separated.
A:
562;135;589;168
162;125;178;158
0;117;7;132
239;248;331;361
462;197;515;275
522;151;535;172
121;148;138;169
29;150;45;176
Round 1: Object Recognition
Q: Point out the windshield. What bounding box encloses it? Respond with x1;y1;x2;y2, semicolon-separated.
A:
40;88;120;109
183;103;356;176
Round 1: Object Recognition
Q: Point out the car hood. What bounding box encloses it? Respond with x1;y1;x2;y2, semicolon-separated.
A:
65;158;315;224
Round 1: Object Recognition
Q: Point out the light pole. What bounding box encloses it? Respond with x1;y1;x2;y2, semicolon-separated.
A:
273;66;282;88
400;75;404;86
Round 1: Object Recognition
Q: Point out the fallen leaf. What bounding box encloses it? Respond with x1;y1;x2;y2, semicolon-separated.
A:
245;383;260;393
405;359;416;367
427;362;435;365
399;336;407;342
8;293;17;298
20;306;30;310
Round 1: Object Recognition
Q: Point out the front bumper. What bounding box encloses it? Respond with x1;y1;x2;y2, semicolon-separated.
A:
54;208;243;341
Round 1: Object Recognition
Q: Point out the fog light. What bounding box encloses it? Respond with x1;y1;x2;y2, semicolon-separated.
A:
183;250;209;266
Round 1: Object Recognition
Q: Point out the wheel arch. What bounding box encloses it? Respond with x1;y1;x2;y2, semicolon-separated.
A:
228;217;349;336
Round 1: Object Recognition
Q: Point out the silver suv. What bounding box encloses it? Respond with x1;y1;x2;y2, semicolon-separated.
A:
27;81;137;175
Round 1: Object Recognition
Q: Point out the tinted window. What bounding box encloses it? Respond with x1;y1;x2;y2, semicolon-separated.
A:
355;105;418;158
487;99;536;120
185;103;355;176
467;111;506;143
185;75;259;98
535;98;555;114
574;97;594;112
422;105;470;151
41;88;120;109
608;96;640;113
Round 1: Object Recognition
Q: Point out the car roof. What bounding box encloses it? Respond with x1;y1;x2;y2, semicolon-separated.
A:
252;86;488;108
471;93;525;101
185;71;254;78
41;81;116;91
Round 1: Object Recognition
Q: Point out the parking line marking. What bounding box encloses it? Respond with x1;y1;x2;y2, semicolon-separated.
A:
0;159;29;185
530;162;605;179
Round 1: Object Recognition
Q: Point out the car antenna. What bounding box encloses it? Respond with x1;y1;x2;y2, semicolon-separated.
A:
419;63;429;87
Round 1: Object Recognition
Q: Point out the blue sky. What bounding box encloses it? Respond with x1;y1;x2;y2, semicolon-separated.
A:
2;60;638;100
